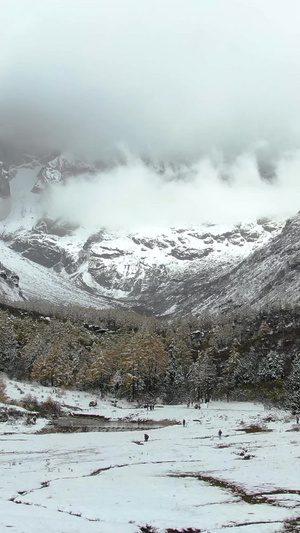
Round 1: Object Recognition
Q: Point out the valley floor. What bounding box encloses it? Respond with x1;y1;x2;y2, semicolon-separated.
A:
0;378;299;532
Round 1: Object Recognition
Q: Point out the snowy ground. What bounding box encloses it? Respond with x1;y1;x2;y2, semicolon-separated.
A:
0;376;299;532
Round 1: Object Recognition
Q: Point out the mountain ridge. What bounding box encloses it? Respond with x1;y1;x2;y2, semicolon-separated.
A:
0;153;295;316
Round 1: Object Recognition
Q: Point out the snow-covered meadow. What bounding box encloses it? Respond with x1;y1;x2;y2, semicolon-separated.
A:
0;376;299;533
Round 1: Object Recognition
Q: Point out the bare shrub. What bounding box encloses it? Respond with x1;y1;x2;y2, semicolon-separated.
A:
0;382;8;404
20;394;63;417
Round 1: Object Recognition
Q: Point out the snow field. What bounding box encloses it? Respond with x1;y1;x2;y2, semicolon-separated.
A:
0;377;299;532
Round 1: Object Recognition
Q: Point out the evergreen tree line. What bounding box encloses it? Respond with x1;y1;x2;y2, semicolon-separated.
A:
1;301;300;410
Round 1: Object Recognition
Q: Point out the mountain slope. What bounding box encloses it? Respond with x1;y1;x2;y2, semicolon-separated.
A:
192;211;300;314
0;154;293;315
1;220;282;315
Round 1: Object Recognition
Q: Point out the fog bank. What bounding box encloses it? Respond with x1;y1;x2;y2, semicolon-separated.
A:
1;0;300;162
45;152;300;231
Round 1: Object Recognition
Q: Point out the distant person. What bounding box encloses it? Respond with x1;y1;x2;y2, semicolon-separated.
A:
144;433;149;442
183;419;186;427
218;429;222;439
296;416;299;424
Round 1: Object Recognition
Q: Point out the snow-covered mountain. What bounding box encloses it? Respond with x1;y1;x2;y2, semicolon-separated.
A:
0;154;294;315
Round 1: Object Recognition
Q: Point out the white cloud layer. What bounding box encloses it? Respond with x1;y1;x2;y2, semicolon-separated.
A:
2;1;300;228
1;0;300;161
45;151;300;231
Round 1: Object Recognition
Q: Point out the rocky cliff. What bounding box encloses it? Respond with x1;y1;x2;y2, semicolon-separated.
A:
0;153;294;316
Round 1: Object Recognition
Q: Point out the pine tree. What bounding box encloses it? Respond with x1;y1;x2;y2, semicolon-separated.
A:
220;339;241;401
77;341;111;394
0;311;19;376
31;343;75;387
257;350;285;382
285;354;300;411
164;343;185;403
119;327;166;401
188;348;217;402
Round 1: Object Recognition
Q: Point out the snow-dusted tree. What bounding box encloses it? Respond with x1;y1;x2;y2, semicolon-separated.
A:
165;318;193;374
119;326;166;401
212;314;238;349
257;350;285;382
188;349;217;402
164;343;185;403
220;339;241;401
31;343;76;387
234;346;258;386
258;320;272;338
76;341;111;395
110;369;124;396
0;311;19;376
17;322;53;378
285;354;300;411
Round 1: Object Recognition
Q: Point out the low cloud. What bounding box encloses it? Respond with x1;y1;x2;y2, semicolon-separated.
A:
2;1;300;230
45;151;300;231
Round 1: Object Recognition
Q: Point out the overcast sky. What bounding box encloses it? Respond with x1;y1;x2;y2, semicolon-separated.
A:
2;1;300;228
1;0;300;161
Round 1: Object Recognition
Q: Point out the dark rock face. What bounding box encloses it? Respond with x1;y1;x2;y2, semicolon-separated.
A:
186;211;300;314
31;156;97;192
0;162;17;220
0;262;24;302
34;218;77;238
77;211;300;315
0;162;17;200
0;213;285;316
170;247;212;260
9;234;75;270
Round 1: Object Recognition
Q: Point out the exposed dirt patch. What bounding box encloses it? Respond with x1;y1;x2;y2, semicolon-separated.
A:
278;515;300;531
236;425;272;433
169;472;300;508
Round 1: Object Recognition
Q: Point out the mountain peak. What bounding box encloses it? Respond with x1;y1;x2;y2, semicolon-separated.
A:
31;155;97;193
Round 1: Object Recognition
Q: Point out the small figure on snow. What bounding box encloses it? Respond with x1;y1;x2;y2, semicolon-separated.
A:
218;429;222;439
296;416;299;424
183;419;186;427
144;433;149;442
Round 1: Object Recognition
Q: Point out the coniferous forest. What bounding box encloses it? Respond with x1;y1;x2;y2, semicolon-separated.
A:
1;300;300;411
